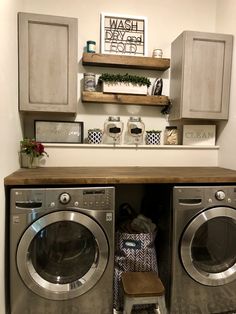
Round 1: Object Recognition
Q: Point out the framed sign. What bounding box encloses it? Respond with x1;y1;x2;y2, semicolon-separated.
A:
35;120;84;143
100;13;147;56
183;125;216;146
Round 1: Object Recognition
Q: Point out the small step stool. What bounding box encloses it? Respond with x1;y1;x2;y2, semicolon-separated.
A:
121;272;167;314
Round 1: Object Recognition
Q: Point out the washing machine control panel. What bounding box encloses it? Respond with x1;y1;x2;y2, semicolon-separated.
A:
46;188;114;210
215;190;226;201
11;188;115;215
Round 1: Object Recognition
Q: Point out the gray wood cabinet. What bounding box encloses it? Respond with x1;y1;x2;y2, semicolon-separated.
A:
18;12;78;113
169;31;233;120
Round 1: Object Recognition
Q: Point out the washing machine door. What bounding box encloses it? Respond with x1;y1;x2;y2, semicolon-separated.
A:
17;210;109;300
180;206;236;286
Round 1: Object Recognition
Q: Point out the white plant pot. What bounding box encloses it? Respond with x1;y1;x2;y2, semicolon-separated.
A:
145;132;161;145
88;130;103;144
103;82;147;95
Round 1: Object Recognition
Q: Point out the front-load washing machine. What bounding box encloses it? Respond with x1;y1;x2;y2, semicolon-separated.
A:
9;187;115;314
167;186;236;313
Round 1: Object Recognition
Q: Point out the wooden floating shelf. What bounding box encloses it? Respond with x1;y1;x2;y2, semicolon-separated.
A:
82;91;169;106
82;53;170;71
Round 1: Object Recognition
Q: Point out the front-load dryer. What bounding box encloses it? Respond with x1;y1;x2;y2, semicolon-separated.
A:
9;187;115;314
170;186;236;314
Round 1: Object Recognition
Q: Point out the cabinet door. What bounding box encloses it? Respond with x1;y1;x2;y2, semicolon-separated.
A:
169;31;233;120
18;12;78;113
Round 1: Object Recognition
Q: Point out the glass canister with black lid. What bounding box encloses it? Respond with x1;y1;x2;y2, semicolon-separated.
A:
125;116;145;145
104;116;124;144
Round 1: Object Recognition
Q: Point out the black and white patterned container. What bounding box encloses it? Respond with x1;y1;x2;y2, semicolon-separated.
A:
145;131;161;145
114;231;158;311
87;129;103;144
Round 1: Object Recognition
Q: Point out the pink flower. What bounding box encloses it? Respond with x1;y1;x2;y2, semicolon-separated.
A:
20;138;49;158
35;143;45;155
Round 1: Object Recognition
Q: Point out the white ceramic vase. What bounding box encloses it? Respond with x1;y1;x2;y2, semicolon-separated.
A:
20;153;39;168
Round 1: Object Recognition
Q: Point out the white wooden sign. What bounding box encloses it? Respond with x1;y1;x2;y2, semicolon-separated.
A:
183;125;216;146
100;13;147;56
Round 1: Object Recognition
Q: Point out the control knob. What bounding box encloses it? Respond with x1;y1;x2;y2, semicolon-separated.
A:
59;192;71;204
215;190;226;201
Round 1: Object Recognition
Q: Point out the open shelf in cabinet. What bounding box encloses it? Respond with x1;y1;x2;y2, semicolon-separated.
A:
82;91;169;106
82;53;170;71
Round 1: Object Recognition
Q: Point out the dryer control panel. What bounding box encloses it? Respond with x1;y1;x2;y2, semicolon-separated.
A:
174;185;236;208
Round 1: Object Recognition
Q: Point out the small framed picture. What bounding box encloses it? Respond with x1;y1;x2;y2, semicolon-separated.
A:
34;120;84;143
100;12;147;56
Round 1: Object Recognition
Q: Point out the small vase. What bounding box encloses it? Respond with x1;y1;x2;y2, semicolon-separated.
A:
145;132;162;145
88;130;103;144
20;153;39;168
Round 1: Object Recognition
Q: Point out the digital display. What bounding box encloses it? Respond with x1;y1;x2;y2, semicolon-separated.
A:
83;190;105;195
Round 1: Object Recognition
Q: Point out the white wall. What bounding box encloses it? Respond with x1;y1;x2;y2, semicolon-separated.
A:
20;0;218;167
43;144;219;167
216;0;236;170
0;0;23;312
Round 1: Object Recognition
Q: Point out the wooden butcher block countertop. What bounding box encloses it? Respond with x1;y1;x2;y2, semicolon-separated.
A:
4;167;236;186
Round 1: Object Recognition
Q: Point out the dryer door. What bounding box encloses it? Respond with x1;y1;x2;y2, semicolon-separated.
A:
17;210;108;300
180;206;236;286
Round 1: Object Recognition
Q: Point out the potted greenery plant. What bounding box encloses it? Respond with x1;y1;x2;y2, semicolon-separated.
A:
98;73;151;95
145;130;162;145
20;138;49;168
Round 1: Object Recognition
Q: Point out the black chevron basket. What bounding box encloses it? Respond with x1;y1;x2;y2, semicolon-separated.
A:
113;231;158;311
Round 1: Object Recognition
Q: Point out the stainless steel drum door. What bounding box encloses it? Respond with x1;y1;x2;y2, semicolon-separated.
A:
17;211;108;300
180;206;236;286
